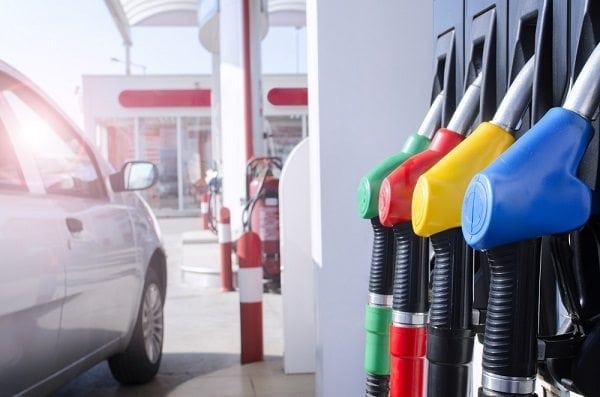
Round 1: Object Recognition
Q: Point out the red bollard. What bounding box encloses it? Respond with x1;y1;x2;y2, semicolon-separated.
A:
237;231;263;364
218;207;234;292
201;193;210;230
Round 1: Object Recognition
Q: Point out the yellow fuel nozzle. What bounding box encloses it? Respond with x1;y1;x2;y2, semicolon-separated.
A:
412;122;514;236
412;57;535;237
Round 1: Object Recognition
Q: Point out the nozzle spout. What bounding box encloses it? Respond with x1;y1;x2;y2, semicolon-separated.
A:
417;91;445;139
564;43;600;120
492;57;535;133
446;73;483;135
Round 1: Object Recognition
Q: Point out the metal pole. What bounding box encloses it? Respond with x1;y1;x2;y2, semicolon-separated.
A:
125;43;131;76
177;117;184;211
242;0;254;161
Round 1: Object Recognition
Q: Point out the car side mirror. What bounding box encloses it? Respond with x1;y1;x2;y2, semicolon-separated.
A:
110;161;159;193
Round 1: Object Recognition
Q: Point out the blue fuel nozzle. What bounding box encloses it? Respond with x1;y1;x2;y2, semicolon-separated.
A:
463;44;600;250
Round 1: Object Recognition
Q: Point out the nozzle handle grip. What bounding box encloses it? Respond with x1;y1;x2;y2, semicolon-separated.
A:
482;240;540;380
389;324;427;397
391;223;429;314
368;218;395;296
426;328;474;397
463;108;594;250
364;305;392;376
429;228;472;330
427;228;475;397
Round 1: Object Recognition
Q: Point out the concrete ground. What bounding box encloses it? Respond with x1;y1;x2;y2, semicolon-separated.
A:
54;217;314;397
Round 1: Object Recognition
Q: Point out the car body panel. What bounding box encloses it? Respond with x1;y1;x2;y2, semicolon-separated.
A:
53;197;142;370
0;59;165;394
0;192;67;395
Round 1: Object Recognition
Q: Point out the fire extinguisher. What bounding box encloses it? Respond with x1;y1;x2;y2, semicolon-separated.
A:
243;157;284;282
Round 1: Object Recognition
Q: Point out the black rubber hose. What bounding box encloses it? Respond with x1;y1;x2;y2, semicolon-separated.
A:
369;218;396;296
427;227;475;397
366;373;389;397
480;239;540;396
365;217;395;396
392;222;429;315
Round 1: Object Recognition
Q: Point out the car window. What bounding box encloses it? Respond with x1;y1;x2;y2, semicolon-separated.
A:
2;90;104;199
0;120;26;191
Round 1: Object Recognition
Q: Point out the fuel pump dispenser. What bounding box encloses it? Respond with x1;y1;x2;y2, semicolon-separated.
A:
357;93;444;397
462;44;600;396
242;157;283;283
411;57;534;397
377;75;482;397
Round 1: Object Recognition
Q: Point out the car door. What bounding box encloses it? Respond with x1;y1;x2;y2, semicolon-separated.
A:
0;100;66;395
1;79;142;370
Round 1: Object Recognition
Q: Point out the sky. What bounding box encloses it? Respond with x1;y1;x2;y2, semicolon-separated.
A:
0;0;307;127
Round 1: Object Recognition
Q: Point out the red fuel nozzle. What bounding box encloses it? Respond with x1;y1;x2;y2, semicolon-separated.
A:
378;128;464;226
379;74;482;227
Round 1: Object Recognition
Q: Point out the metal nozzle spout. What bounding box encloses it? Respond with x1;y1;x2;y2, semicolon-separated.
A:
492;57;535;133
417;91;445;140
446;73;483;135
564;43;600;121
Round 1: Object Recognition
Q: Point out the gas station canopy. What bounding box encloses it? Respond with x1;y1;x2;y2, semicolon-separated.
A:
104;0;198;46
104;0;305;46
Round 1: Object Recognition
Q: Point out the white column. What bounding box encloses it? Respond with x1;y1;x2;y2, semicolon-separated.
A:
301;114;307;139
219;0;265;234
249;0;265;159
306;1;434;396
211;53;222;169
133;116;141;159
177;116;184;211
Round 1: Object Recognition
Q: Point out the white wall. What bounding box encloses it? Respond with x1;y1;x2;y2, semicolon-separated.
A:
280;138;315;374
306;1;434;395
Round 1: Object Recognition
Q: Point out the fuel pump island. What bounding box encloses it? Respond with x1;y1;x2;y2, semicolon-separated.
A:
356;2;600;396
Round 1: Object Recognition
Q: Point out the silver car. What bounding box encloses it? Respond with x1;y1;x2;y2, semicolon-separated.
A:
0;61;166;395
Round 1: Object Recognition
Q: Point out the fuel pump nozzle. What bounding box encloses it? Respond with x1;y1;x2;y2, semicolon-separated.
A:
412;57;534;237
406;58;535;397
357;93;444;220
375;75;482;397
379;74;482;227
463;44;600;249
357;93;444;397
461;44;600;397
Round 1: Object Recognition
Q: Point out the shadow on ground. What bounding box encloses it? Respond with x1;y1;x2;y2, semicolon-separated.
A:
52;352;263;396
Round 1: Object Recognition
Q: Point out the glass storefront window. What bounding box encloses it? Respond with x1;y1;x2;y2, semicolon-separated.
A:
98;116;212;213
264;115;305;161
181;117;212;209
97;113;306;213
136;117;178;210
100;118;135;170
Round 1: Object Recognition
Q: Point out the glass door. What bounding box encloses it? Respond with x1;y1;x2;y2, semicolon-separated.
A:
181;117;212;209
139;117;178;210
